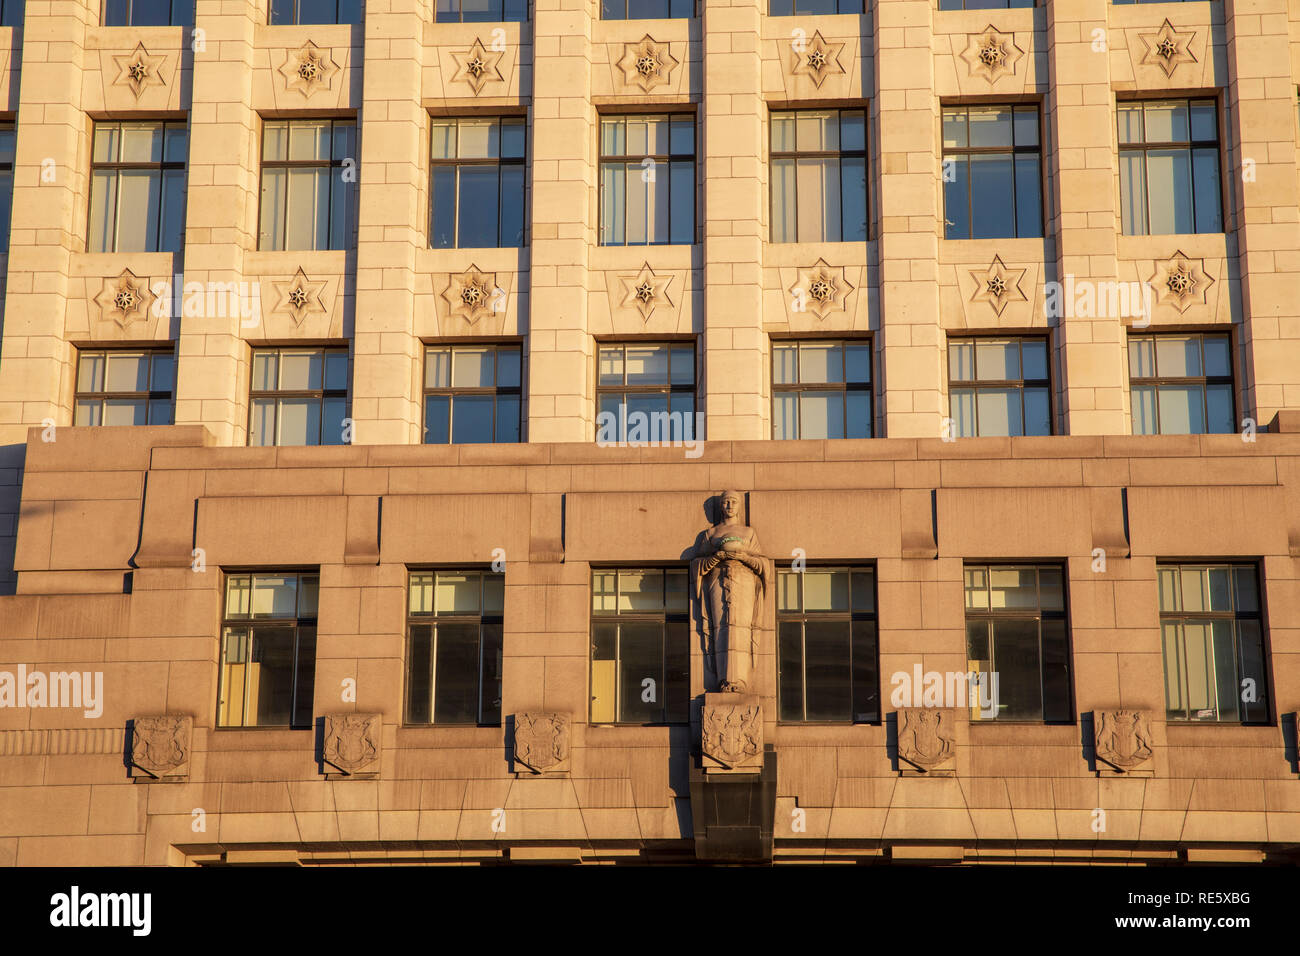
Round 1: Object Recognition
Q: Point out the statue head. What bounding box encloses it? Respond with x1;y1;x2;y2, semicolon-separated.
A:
718;490;744;523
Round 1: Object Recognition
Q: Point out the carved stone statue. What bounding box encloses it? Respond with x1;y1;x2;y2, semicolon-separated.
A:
691;490;772;694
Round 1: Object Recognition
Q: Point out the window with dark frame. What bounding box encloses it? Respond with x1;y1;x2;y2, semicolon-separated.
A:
939;0;1034;9
423;343;522;444
776;567;879;723
942;104;1042;240
948;336;1051;437
0;124;12;252
1159;563;1268;724
1129;332;1234;435
768;0;859;14
599;114;696;246
74;348;175;426
218;572;318;729
596;342;696;443
591;568;690;724
258;119;357;250
406;570;504;725
88;121;187;254
0;0;22;26
964;564;1071;722
249;347;350;447
602;0;691;17
772;339;872;440
770;108;867;243
269;0;360;24
436;0;526;22
1118;98;1223;235
105;0;191;26
430;117;526;249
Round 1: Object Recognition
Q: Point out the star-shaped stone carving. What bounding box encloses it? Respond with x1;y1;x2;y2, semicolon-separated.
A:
790;259;853;321
619;263;674;323
272;267;328;326
1148;251;1213;314
451;38;505;97
95;270;156;330
279;41;339;98
616;35;680;94
790;31;846;90
443;265;500;326
112;43;167;101
961;25;1023;86
1139;19;1197;79
969;256;1028;317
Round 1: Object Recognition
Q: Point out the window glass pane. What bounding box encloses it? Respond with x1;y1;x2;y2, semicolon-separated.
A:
324;352;349;391
968;107;1013;148
279;350;323;390
500;119;525;159
796;111;837;152
1146;148;1193;235
1192;148;1221;233
618;623;664;723
777;570;800;612
425;349;451;389
665;570;688;614
160;168;186;252
322;397;347;445
1041;618;1071;722
424;395;450;444
1012;107;1038;147
1144;101;1189;142
1158;567;1180;613
451;394;494;443
802;569;848;612
1238;619;1268;723
435;573;480;614
252;574;298;618
670;161;694;244
1155;335;1199;377
778;621;803;721
846;391;871;439
1020;340;1047;381
942;109;967;149
989;567;1036;609
431;166;457;247
670;347;693;385
225;576;252;617
1131;385;1157;435
804;621;851;721
1206;385;1233;434
458;166;499;248
851;571;874;612
247;626;296;726
1202;335;1230;377
625;346;669;385
78;353;105;393
1190;101;1216;141
276;398;320;445
120;123;163;163
1180;567;1206;613
1024;389;1050;436
1117;104;1143;145
771;114;795;153
1183;622;1214;718
432;622;480;723
798;343;840;385
93;125;120;163
619;570;664;612
976;340;1018;381
844;344;870;383
771;158;797;243
1163;622;1185;720
289;120;331;161
598;347;624;386
949;342;974;381
286;167;330;249
431;121;456;159
773;392;797;440
976;388;1021;436
1206;567;1232;611
950;389;976;438
943;155;969;239
259;166;287;249
592;572;617;613
497;348;521;388
102;399;148;426
970;154;1015;239
1119;150;1147;235
840;157;867;241
407;623;433;723
500;164;526;246
992;618;1042;720
1129;338;1154;378
249;398;275;446
1156;385;1204;434
840;111;865;152
409;573;434;614
147;399;172;425
798;392;843;440
773;344;798;385
106;353;149;392
797;157;837;242
964;567;988;611
1013;155;1041;237
452;347;494;388
1233;566;1258;613
116;170;161;252
494;395;520;442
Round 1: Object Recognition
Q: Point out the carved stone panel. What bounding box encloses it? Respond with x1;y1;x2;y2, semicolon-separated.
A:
129;714;192;782
896;707;956;774
322;713;381;778
1094;709;1155;775
513;712;570;775
701;693;762;773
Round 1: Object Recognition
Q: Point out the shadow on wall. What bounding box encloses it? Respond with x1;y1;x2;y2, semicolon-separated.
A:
0;442;24;594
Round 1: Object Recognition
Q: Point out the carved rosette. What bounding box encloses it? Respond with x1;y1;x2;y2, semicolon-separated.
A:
272;267;328;327
322;713;381;777
279;41;339;98
619;262;674;323
129;715;192;782
1094;709;1155;774
442;265;500;325
962;25;1023;86
1147;251;1212;314
616;35;680;94
790;259;853;320
896;708;956;774
969;255;1028;317
451;37;505;97
512;712;570;774
95;270;156;330
113;43;167;100
1139;19;1197;79
790;31;846;90
702;693;762;773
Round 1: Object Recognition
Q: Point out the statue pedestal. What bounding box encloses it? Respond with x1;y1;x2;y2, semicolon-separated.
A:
701;693;763;774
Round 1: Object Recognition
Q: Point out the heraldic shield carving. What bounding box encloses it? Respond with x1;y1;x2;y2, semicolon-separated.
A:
513;712;570;774
129;714;192;781
322;713;381;778
701;693;763;773
896;708;956;773
1094;709;1155;774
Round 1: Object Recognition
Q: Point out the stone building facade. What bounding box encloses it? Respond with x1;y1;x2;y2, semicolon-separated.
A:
0;0;1298;864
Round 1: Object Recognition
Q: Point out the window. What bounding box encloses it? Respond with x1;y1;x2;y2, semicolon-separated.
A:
777;567;878;722
603;0;691;16
259;119;357;250
771;109;867;243
270;0;359;23
249;347;349;446
769;0;858;13
0;124;16;253
1129;332;1233;435
88;121;187;254
772;339;872;440
964;565;1071;722
424;343;521;444
1118;99;1222;235
939;0;1033;8
948;337;1051;437
104;0;192;26
1159;564;1267;724
599;114;695;246
596;342;696;443
407;570;504;725
74;349;175;426
430;117;525;248
0;0;22;26
591;569;690;724
436;0;525;21
218;572;318;729
942;104;1042;239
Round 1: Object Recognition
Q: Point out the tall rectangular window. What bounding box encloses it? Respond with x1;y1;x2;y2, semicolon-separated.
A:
249;347;349;446
596;342;696;443
74;348;175;426
407;570;504;725
0;0;22;26
104;0;192;26
771;109;867;244
219;572;318;729
1159;564;1268;724
430;117;525;248
1129;332;1234;435
942;104;1042;239
436;0;526;21
599;114;695;246
965;565;1071;722
269;0;360;23
259;119;357;250
772;339;872;440
424;343;521;444
948;337;1051;437
1118;98;1222;235
777;567;878;723
602;0;691;17
88;121;187;254
591;569;690;724
0;124;13;252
